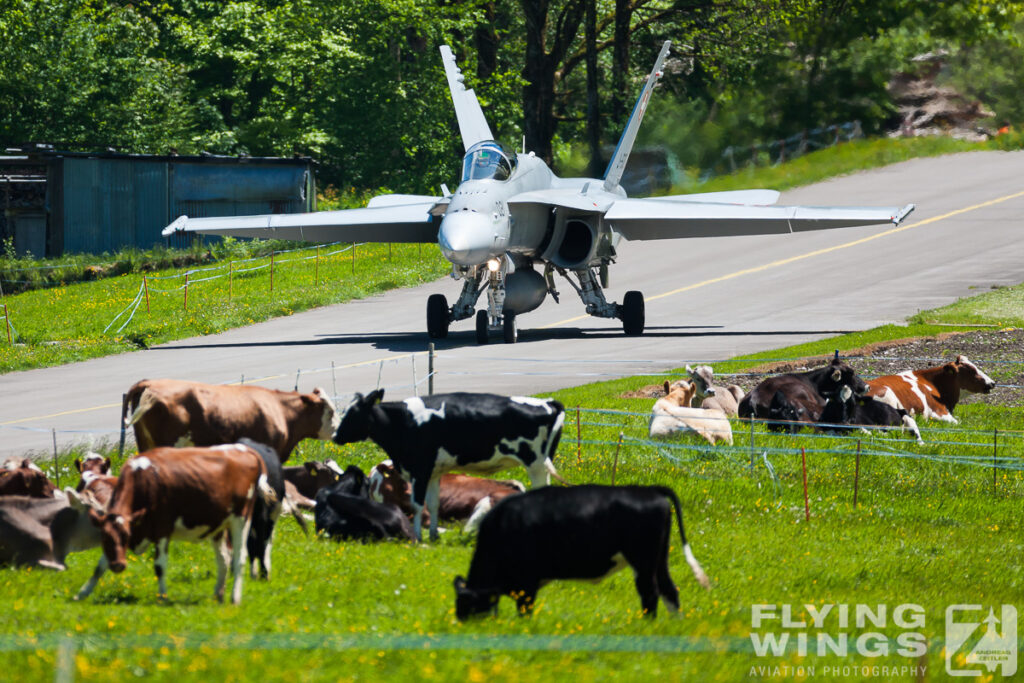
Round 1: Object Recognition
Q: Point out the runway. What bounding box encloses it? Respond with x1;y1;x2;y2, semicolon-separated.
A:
2;150;1023;457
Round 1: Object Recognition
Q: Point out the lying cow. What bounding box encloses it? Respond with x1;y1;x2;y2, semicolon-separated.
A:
50;456;119;566
282;459;344;498
1;459;58;498
75;444;275;605
738;354;867;426
123;379;339;460
454;485;711;619
368;460;524;534
649;380;732;445
866;355;995;423
818;386;924;444
314;465;414;542
0;496;68;569
333;390;564;541
687;365;745;417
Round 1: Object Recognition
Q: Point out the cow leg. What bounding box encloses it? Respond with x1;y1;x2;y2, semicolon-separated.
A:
212;534;230;603
74;554;109;601
229;515;250;605
514;583;539;616
527;460;552;488
654;534;680;613
153;538;169;599
631;565;660;617
409;476;431;542
425;478;442;542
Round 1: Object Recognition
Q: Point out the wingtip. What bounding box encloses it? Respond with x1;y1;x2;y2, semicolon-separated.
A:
894;203;915;224
161;215;189;236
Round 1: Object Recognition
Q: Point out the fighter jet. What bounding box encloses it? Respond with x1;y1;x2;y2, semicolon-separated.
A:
163;41;914;344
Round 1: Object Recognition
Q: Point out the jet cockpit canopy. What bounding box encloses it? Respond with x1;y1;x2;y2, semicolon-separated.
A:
462;140;517;182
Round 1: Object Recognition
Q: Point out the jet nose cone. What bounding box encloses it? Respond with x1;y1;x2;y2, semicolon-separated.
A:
438;211;495;266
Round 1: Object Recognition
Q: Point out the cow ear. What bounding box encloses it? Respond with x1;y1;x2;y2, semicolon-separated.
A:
944;363;957;374
663;381;671;394
831;368;842;382
303;461;318;474
685;365;693;373
88;509;104;526
66;488;87;511
74;458;82;472
102;458;111;473
368;389;385;404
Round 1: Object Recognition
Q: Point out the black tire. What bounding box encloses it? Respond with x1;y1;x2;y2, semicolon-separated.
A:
426;294;449;339
475;309;489;344
621;290;645;336
503;313;517;344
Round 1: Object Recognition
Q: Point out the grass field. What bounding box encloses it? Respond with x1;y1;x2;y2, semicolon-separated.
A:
3;288;1022;680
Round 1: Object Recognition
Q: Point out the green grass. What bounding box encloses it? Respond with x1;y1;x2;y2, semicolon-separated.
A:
0;242;448;373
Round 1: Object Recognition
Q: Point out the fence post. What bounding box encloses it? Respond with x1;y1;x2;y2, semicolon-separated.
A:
143;277;150;313
229;261;234;300
576;405;582;464
993;428;998;494
331;360;337;399
270;251;275;293
119;393;128;458
52;429;59;488
2;304;10;343
315;245;320;286
853;441;861;508
749;418;755;474
801;447;810;522
294;368;301;391
428;343;435;396
611;432;623;485
411;354;417;396
352;244;356;275
183;272;189;311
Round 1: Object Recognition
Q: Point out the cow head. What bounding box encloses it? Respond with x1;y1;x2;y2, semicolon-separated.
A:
332;390;385;445
91;510;133;573
948;355;996;394
333;465;369;498
662;379;697;408
685;365;717;400
368;460;408;504
0;462;57;498
75;453;112;492
310;387;341;440
453;576;499;620
302;460;342;491
820;358;867;397
767;390;804;434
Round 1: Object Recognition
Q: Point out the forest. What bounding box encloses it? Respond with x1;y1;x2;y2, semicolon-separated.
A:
1;0;1022;194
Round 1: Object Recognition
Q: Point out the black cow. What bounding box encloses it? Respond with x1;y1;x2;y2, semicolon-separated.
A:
333;390;565;541
453;485;711;619
818;386;924;443
766;390;806;433
314;466;414;542
738;354;868;427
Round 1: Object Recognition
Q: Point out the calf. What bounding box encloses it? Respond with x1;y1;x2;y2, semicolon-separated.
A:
50;458;119;566
738;354;868;425
74;445;274;605
687;365;745;417
454;485;711;619
282;459;344;499
0;496;68;569
368;460;524;533
314;468;414;542
0;459;58;498
866;355;996;423
765;390;806;433
818;386;924;444
333;390;564;541
123;378;339;460
649;380;732;445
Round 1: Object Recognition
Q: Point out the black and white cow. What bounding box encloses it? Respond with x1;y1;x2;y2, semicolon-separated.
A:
453;485;711;619
818;386;924;444
314;465;414;542
333;390;564;541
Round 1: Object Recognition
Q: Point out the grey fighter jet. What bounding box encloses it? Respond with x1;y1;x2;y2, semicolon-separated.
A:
163;41;914;344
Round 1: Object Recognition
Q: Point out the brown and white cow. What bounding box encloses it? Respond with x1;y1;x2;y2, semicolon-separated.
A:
649;380;733;445
866;355;996;423
123;379;340;460
74;445;274;605
368;460;525;533
282;460;344;499
0;459;58;498
49;454;120;566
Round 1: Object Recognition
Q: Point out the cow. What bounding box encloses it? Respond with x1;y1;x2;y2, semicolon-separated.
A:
0;459;58;498
122;379;340;460
74;444;275;605
314;466;415;542
332;390;564;541
866;355;996;423
453;485;711;620
818;386;924;444
738;354;868;426
49;456;119;566
368;460;525;534
0;496;69;569
649;380;733;445
282;459;344;499
686;365;745;417
765;390;806;433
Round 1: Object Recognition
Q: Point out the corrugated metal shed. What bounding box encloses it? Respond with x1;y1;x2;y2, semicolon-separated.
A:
0;147;315;256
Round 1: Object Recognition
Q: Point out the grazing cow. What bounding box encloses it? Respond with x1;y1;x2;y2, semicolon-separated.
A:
0;459;58;498
649;380;733;445
282;460;344;499
74;445;274;605
687;365;745;417
333;390;564;541
368;460;525;533
0;496;68;569
453;485;711;619
738;355;868;425
866;355;996;423
818;386;924;444
123;379;340;460
314;468;415;542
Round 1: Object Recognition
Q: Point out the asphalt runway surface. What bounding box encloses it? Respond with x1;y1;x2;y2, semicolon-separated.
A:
3;150;1023;458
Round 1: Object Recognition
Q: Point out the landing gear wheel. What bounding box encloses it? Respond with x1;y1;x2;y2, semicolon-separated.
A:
621;290;645;336
503;313;517;344
426;294;449;339
475;309;489;344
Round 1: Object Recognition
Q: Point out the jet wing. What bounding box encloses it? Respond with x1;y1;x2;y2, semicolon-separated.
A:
161;200;440;243
604;199;915;240
648;189;781;205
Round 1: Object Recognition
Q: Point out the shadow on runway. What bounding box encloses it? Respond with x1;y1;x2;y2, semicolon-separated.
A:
155;325;855;354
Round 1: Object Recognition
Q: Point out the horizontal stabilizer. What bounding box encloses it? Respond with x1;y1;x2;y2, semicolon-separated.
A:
162;201;440;244
606;200;915;241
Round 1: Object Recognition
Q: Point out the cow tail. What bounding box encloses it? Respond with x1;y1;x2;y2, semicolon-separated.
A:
659;486;711;590
257;474;278;505
123;382;149;427
281;496;309;536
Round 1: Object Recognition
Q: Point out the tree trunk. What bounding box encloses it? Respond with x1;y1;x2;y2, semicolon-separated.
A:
585;0;603;177
611;0;633;126
475;3;499;80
